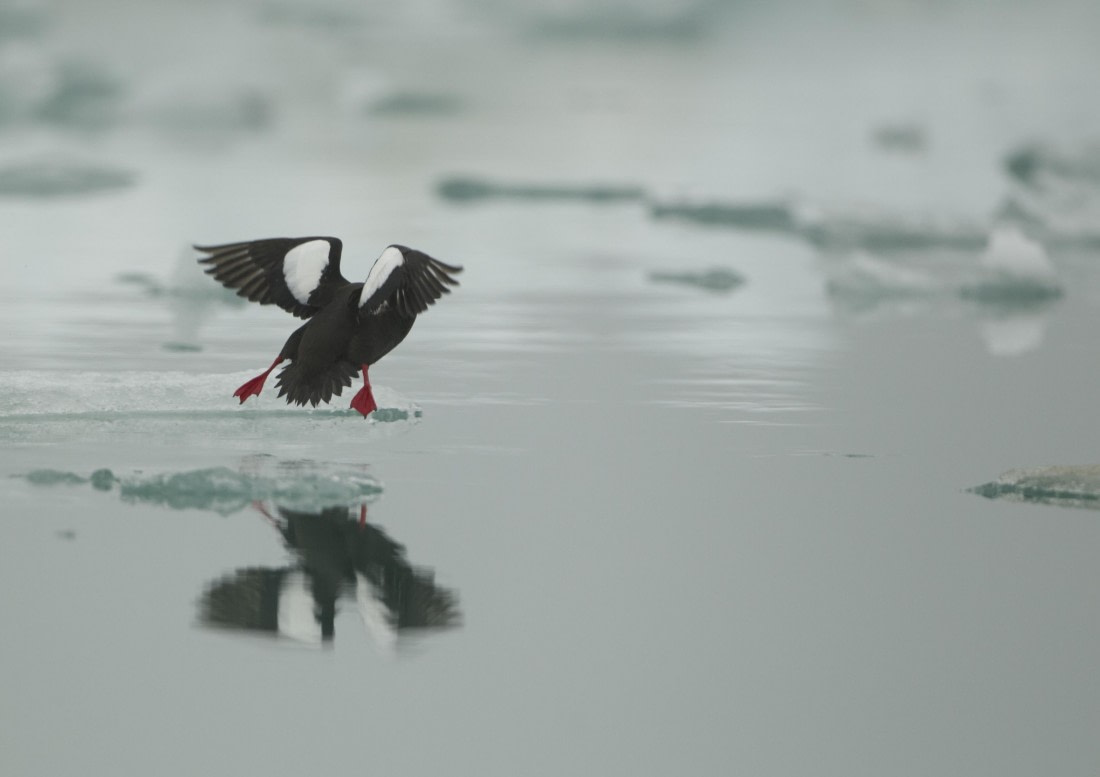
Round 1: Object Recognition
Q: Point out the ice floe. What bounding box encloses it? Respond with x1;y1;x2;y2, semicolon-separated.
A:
870;122;928;154
438;175;645;203
825;228;1062;311
0;156;135;198
969;465;1100;511
651;198;798;232
998;141;1100;246
958;225;1062;305
1004;142;1100;190
0;43;122;130
20;458;382;515
523;1;715;41
648;267;745;293
824;227;1062;355
650;195;990;253
0;370;420;424
367;91;463;117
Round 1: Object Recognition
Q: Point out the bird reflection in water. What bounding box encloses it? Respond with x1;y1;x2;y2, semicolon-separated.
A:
199;503;460;648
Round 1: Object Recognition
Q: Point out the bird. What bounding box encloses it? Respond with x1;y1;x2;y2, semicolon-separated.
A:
195;237;462;416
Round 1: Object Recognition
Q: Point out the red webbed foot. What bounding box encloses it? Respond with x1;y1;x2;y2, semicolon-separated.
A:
350;386;377;416
233;357;283;404
350;364;377;417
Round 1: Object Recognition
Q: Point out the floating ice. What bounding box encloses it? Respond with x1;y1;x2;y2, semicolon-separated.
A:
20;458;383;515
0;156;135;198
438;175;644;204
800;208;987;253
969;465;1100;511
650;196;988;253
34;63;123;130
0;370;419;421
1004;142;1100;190
823;242;1057;355
650;199;798;232
0;44;121;130
367;92;462;117
525;1;711;41
959;226;1062;305
257;1;365;30
979;225;1056;280
648;267;745;293
998;141;1100;246
870;122;928;153
129;82;272;148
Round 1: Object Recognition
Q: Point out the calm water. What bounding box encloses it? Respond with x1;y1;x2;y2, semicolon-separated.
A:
4;1;1100;775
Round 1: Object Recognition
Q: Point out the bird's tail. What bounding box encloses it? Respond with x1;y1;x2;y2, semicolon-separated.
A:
275;359;357;407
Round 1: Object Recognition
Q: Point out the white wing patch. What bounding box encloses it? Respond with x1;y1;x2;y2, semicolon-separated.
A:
358;245;404;309
283;240;331;305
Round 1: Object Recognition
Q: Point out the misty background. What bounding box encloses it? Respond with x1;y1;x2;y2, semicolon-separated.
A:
3;1;1100;775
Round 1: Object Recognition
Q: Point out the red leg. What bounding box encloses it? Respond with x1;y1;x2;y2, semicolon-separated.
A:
349;363;377;417
233;356;283;404
358;503;368;530
251;500;279;527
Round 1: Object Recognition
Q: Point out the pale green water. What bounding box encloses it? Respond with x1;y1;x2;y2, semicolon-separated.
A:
4;1;1100;775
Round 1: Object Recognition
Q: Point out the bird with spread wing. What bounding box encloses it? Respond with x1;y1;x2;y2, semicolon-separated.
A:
196;237;462;416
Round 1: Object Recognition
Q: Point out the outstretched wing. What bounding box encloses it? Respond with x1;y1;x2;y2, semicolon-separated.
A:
195;237;351;319
357;245;463;318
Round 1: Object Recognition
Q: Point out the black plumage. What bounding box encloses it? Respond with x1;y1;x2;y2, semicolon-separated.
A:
196;238;462;415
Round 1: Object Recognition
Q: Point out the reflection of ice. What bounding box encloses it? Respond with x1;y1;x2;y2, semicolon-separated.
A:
978;314;1048;357
114;251;249;353
970;465;1100;511
163;249;245;351
824;252;938;312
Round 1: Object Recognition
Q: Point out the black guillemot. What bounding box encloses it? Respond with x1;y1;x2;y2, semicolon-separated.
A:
195;237;462;416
